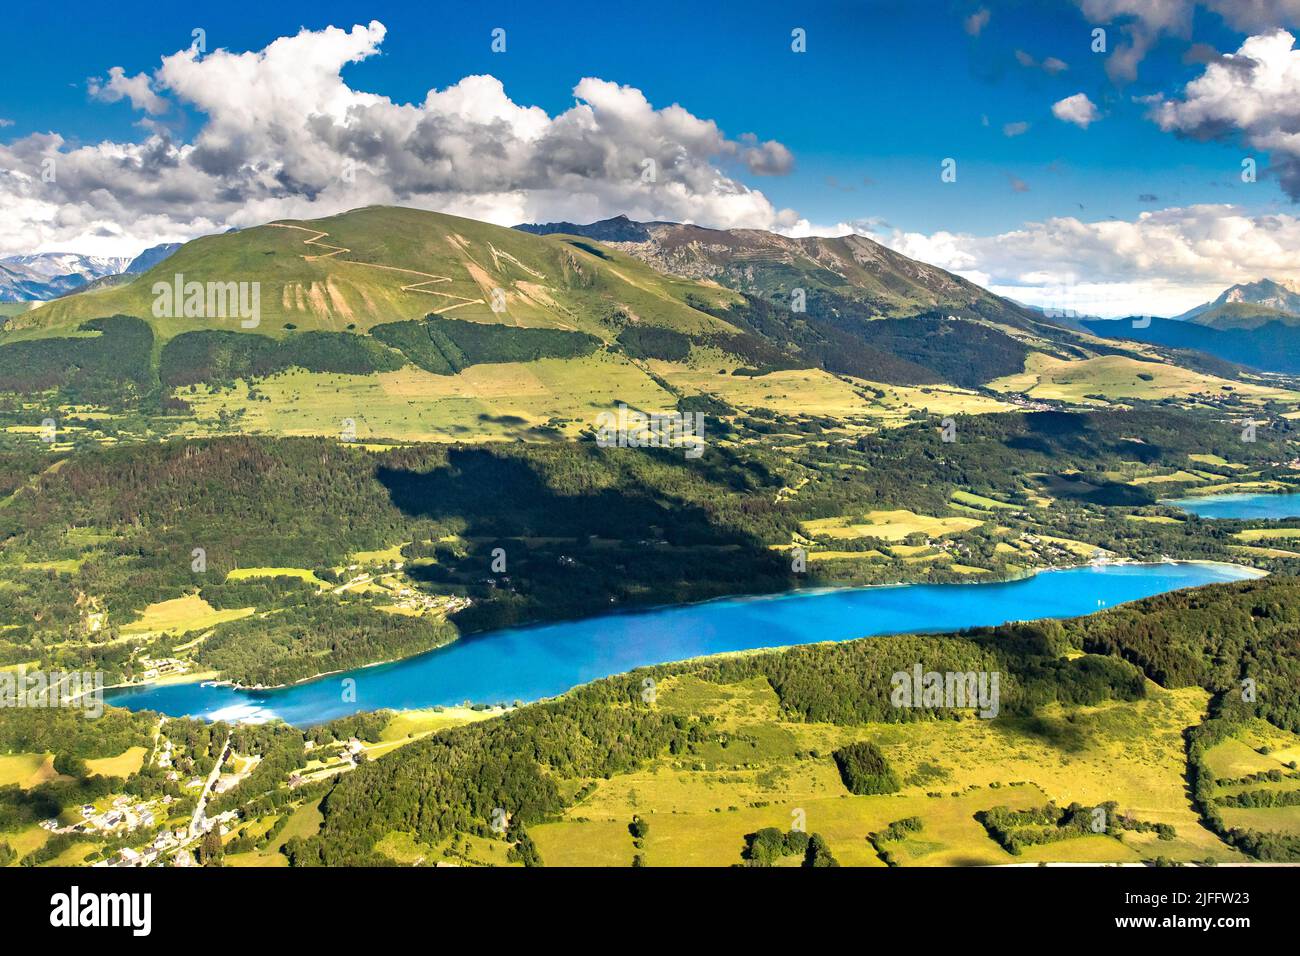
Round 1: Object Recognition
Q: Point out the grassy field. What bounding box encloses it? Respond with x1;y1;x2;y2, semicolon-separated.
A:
802;509;985;542
121;594;254;637
650;362;1015;423
1126;514;1183;525
1231;544;1300;559
989;352;1300;406
950;490;1018;511
1188;454;1246;469
1131;470;1206;485
85;746;148;779
1220;804;1300;833
1235;528;1300;542
1205;721;1300;838
225;567;328;587
167;355;1019;446
350;543;408;565
377;707;505;743
1203;739;1286;780
1205;720;1300;774
0;752;60;788
225;796;324;868
173;352;677;443
0;824;49;863
526;673;1240;867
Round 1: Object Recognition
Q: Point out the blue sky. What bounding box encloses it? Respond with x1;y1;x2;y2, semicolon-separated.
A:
2;1;1299;314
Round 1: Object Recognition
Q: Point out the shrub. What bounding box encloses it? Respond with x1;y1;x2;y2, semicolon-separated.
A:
832;740;900;795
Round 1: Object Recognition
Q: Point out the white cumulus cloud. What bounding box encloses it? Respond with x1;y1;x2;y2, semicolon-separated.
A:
875;203;1300;317
1147;29;1300;199
88;66;169;115
1052;93;1101;128
0;21;795;257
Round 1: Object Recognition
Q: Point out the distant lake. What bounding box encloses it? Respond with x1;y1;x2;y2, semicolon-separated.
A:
105;561;1258;726
1165;491;1300;521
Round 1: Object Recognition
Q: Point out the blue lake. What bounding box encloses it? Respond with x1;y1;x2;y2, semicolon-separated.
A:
106;561;1258;726
1164;491;1300;521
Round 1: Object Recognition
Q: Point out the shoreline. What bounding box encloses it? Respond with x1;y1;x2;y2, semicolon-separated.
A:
102;557;1263;709
1164;485;1300;502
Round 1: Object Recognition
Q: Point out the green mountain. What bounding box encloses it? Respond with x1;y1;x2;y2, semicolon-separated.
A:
1;206;1279;440
7;206;737;342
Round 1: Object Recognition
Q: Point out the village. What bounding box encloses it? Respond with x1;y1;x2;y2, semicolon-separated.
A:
65;723;389;867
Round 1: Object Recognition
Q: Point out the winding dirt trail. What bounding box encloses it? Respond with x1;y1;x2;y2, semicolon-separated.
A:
267;222;484;314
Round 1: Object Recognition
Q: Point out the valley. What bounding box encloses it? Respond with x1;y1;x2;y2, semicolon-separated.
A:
2;205;1299;871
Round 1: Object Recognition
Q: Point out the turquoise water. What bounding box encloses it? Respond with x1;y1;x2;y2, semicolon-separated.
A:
105;561;1257;726
1164;492;1300;521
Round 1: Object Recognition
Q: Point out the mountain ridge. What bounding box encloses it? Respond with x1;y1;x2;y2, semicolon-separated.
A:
0;246;184;303
514;214;1039;327
0;252;132;302
1175;277;1300;329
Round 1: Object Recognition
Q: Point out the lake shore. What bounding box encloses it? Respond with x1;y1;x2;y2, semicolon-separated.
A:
106;557;1263;696
104;560;1261;726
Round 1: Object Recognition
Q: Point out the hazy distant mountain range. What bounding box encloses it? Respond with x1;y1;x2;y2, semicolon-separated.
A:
0;243;181;302
1174;278;1300;328
0;253;130;301
1084;277;1300;374
124;242;183;275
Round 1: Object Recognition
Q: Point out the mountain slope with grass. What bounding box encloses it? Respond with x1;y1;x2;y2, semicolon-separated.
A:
513;215;1280;394
1;206;1290;444
6;206;739;343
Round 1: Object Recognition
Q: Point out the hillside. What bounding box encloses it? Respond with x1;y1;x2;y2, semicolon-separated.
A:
8;206;737;342
284;576;1300;867
9;575;1298;869
4;406;1295;689
517;216;1043;327
0;207;757;432
2;206;1292;447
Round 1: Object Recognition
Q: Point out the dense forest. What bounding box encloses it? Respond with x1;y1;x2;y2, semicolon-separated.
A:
0;316;153;403
0;436;797;681
370;315;600;375
195;597;458;686
1060;577;1300;732
160;329;404;386
688;292;1032;386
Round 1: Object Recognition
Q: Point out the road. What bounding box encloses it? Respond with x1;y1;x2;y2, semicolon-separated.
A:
189;734;231;840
